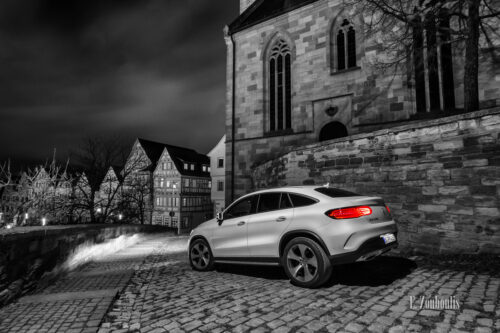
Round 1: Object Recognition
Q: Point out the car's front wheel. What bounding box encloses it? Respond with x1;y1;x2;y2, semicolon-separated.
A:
282;237;332;288
189;238;214;271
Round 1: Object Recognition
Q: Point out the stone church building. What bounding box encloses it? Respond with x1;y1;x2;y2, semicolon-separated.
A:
224;0;500;202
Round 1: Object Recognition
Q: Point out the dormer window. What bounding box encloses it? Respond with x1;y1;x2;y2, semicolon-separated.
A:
190;164;195;171
184;163;188;170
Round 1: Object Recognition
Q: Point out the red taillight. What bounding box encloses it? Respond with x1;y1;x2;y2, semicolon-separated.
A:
386;205;391;213
326;206;373;219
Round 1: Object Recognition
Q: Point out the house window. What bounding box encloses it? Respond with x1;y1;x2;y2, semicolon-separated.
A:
182;198;187;207
335;20;357;71
217;180;224;192
190;164;195;171
208;181;212;189
160;178;165;187
185;179;190;187
167;162;172;169
202;165;207;172
166;180;171;188
184;163;188;170
218;158;224;168
269;39;292;132
182;217;189;228
162;163;167;170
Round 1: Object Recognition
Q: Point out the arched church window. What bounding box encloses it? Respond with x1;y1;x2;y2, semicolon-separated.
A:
335;19;357;71
269;39;292;132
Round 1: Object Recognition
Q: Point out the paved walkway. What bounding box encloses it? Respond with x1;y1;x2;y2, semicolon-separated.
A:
99;238;499;333
1;235;499;333
0;234;177;333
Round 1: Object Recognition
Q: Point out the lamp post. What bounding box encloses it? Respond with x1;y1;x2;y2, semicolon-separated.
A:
41;217;47;226
170;182;179;234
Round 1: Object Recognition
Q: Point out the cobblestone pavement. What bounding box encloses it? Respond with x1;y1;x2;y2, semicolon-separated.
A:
0;234;174;333
1;235;498;333
99;237;500;333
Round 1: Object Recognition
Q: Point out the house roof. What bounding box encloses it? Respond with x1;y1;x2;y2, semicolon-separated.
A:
207;135;226;157
228;0;320;34
137;138;210;177
110;165;124;182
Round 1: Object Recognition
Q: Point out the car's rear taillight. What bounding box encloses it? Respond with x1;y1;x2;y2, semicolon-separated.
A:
386;205;391;213
326;206;373;219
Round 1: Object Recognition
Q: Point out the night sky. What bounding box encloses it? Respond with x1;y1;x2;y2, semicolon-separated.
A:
0;0;238;164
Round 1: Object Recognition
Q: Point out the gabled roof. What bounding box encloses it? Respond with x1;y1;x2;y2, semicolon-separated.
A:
228;0;320;34
207;135;226;157
137;138;210;177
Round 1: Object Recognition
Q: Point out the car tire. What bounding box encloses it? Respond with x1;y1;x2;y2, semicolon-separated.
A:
282;237;332;288
189;238;215;271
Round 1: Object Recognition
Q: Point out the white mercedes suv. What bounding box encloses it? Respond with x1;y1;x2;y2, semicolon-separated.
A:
188;186;398;288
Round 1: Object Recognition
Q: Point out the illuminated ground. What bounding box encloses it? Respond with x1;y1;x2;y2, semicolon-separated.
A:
1;235;498;333
0;233;183;333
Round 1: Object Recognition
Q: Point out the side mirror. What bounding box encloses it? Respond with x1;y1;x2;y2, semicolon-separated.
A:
216;212;223;225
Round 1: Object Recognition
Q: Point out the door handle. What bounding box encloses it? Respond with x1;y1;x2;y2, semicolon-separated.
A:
237;221;246;226
276;217;287;222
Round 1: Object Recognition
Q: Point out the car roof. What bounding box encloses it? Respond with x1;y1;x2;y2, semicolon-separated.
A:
243;185;325;197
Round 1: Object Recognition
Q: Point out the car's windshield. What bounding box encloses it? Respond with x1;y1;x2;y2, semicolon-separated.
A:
314;187;360;197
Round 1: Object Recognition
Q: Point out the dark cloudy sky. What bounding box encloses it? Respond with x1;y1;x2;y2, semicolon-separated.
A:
0;0;238;163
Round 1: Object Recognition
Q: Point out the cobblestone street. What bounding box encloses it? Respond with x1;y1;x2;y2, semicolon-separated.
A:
0;234;175;333
1;235;499;333
99;236;500;333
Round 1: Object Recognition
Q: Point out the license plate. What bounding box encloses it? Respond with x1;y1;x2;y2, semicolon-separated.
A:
380;233;396;244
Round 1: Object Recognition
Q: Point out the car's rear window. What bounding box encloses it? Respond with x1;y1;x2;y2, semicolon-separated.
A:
314;187;360;197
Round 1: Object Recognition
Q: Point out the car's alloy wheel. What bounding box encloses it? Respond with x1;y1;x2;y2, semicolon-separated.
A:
287;244;318;283
282;237;332;288
189;239;214;271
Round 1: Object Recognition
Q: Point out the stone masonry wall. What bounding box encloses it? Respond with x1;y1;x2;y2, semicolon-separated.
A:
0;224;170;307
252;108;500;254
225;0;500;202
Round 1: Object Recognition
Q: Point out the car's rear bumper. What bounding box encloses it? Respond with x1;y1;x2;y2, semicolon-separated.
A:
328;234;398;265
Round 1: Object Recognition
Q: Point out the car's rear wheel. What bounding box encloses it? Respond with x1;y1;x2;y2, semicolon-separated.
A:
189;239;214;271
282;237;332;288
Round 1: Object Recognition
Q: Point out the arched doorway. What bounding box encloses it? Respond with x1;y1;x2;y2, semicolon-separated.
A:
319;121;348;142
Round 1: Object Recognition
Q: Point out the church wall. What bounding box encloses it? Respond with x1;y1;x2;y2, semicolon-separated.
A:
226;0;500;202
226;0;413;201
252;107;500;254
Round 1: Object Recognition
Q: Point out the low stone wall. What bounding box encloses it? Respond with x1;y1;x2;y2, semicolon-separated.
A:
0;224;172;306
252;108;500;254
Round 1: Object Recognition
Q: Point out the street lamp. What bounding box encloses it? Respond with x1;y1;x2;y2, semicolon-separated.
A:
41;217;47;226
118;213;123;221
170;182;179;234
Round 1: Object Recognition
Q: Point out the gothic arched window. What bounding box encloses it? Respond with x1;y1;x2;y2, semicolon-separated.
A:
335;19;357;71
269;39;292;132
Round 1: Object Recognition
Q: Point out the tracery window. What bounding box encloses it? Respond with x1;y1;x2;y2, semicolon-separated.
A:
269;39;292;132
336;19;357;71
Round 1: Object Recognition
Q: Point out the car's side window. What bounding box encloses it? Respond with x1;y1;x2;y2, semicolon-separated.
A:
225;195;257;219
289;193;317;207
257;193;281;213
280;193;293;209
